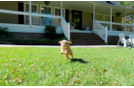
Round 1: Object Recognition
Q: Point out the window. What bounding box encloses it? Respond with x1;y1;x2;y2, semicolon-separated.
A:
54;8;65;17
26;4;37;13
95;14;102;21
41;6;51;14
24;4;38;24
40;6;52;25
104;16;110;21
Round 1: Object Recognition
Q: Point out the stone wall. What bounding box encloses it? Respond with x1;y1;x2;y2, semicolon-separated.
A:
10;32;65;39
10;32;45;39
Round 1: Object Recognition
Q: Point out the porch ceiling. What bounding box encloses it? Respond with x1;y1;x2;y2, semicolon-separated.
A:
45;1;94;12
50;1;134;16
91;1;134;16
32;1;134;16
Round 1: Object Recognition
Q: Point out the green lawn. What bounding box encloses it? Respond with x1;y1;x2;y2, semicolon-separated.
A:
0;47;134;86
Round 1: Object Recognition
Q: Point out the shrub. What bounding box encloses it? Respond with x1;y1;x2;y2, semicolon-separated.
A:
44;25;56;40
0;27;11;39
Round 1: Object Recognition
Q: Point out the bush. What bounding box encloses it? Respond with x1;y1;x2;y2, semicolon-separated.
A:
0;27;11;39
44;25;56;40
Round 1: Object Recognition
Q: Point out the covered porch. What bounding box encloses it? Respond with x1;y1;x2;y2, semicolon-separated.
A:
0;1;134;44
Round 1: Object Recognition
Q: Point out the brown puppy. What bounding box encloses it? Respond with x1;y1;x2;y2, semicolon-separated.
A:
58;40;73;59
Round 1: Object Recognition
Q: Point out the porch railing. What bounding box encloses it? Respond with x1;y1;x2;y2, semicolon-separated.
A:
61;16;70;41
93;19;108;43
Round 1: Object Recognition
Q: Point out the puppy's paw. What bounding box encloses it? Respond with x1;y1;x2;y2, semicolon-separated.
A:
59;52;64;54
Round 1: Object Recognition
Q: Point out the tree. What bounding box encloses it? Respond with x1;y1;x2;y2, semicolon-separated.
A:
117;1;134;25
117;1;134;9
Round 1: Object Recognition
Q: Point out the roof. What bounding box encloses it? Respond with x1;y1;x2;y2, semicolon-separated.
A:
98;1;120;6
108;1;120;6
41;1;134;16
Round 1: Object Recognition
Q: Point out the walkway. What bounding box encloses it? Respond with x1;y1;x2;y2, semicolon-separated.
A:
0;44;122;48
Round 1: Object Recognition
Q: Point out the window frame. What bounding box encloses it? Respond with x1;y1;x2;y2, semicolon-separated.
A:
95;13;110;22
40;5;52;15
23;2;38;24
54;7;65;18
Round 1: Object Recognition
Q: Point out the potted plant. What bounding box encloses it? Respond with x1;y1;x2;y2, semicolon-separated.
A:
71;22;77;30
44;1;50;5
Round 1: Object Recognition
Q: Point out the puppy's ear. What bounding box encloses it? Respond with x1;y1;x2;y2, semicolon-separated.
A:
67;41;72;45
58;41;61;44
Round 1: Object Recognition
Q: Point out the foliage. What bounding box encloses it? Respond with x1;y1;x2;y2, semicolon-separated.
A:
71;22;77;27
44;25;56;40
117;1;134;9
117;1;134;24
0;27;11;39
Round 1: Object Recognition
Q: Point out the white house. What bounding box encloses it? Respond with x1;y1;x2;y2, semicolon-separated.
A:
0;1;134;45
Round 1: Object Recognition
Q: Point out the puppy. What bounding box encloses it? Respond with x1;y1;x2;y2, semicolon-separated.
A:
58;40;73;59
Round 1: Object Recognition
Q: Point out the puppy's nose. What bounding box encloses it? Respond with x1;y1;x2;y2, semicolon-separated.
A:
63;45;65;46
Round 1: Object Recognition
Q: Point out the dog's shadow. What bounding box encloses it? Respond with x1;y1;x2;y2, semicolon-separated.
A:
69;58;89;64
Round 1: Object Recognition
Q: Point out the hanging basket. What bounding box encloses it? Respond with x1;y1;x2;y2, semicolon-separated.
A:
45;1;49;5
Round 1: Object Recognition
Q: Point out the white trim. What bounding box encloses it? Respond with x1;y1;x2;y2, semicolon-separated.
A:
0;8;61;19
31;13;61;18
0;9;29;15
105;26;108;43
124;11;126;32
110;8;112;31
0;23;62;34
29;1;32;27
93;4;95;31
68;22;70;41
108;31;134;36
61;1;63;17
70;30;92;33
0;23;29;27
97;21;127;26
24;2;38;25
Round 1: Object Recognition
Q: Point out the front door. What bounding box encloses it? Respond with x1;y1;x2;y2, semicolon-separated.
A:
72;10;82;30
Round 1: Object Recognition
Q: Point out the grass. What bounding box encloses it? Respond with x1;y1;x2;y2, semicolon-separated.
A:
0;47;134;86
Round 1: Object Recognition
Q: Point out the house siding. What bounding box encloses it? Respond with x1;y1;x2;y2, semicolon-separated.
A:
112;16;122;30
82;11;92;31
0;1;18;24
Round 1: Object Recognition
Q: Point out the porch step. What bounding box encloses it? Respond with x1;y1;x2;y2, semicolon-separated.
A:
71;33;106;45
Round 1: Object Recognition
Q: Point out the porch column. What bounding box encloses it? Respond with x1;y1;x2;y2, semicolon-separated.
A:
124;11;126;32
29;1;32;27
110;8;112;31
61;1;63;17
93;4;95;31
